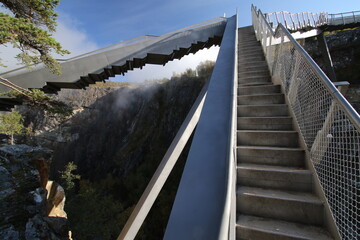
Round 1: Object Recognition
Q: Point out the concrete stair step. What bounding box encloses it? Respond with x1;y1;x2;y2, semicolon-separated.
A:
238;55;265;61
237;116;292;130
238;82;273;87
239;69;269;78
238;93;284;105
238;59;266;66
236;215;333;240
238;42;261;48
237;146;305;167
237;163;312;191
239;52;264;59
238;85;280;95
238;104;289;117
238;63;268;72
239;48;263;55
237;130;299;147
237;186;324;225
238;39;258;44
239;75;271;84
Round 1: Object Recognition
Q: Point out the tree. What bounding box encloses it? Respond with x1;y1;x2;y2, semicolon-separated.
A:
0;110;28;144
0;0;69;74
60;162;81;191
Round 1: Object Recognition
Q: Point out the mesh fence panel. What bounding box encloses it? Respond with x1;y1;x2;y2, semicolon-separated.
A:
252;6;360;240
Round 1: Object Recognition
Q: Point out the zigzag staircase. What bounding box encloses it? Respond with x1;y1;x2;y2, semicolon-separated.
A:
236;26;333;240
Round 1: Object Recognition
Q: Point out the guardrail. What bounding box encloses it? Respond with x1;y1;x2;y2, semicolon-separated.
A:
252;5;360;240
264;9;360;31
328;11;360;25
265;10;328;31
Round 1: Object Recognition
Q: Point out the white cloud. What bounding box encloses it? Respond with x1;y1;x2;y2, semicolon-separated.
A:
0;15;99;73
112;46;220;82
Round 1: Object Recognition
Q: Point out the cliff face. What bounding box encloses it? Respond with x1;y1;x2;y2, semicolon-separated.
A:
32;65;212;239
0;145;69;240
304;27;360;111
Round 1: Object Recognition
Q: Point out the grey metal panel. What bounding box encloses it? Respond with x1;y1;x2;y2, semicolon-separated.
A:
0;18;226;93
163;15;237;240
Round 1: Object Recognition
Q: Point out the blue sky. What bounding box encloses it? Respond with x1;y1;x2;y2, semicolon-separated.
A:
57;0;360;48
1;0;359;82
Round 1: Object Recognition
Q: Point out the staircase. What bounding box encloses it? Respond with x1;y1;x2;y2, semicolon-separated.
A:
236;26;333;240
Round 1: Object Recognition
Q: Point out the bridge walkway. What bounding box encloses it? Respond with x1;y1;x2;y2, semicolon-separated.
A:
235;26;333;240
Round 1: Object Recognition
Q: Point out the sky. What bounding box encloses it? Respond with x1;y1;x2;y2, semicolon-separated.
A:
1;0;359;82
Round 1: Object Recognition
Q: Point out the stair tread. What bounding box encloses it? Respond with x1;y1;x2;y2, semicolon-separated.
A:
238;104;288;107
237;163;309;173
237;145;303;151
238;116;291;119
238;93;283;97
238;84;279;88
237;186;321;204
237;215;333;240
238;82;272;86
238;130;297;133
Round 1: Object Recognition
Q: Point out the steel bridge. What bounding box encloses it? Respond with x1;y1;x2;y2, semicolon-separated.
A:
1;5;359;240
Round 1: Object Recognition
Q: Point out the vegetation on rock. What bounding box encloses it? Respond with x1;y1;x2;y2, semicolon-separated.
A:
0;110;28;144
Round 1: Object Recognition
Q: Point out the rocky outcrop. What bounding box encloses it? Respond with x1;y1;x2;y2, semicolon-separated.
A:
304;27;360;112
0;145;69;240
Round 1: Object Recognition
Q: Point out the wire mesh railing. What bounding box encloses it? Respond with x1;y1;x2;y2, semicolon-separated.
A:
252;5;360;240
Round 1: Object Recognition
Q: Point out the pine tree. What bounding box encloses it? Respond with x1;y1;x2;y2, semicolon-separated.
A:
0;0;69;74
0;110;28;144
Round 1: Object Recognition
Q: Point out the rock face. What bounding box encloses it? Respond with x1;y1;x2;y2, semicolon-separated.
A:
0;145;69;240
304;27;360;112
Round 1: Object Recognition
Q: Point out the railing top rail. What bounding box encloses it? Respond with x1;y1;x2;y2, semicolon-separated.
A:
329;10;360;16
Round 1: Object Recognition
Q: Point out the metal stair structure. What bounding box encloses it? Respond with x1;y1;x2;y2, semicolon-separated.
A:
1;5;360;240
236;26;333;240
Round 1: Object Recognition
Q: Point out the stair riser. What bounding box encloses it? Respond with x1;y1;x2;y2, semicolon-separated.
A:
239;70;269;78
237;168;312;191
237;117;292;130
239;65;268;72
238;43;261;48
237;148;305;167
237;194;323;225
239;76;271;84
238;105;289;117
238;95;284;105
239;58;265;64
239;52;264;60
237;227;314;240
239;49;263;56
238;85;280;95
237;131;299;147
239;60;267;67
238;38;257;42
